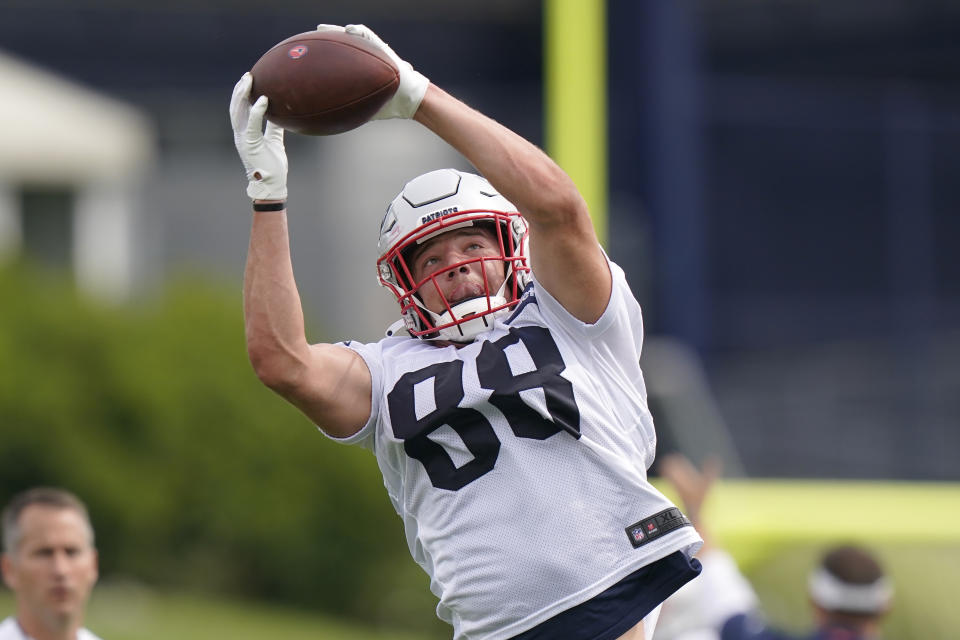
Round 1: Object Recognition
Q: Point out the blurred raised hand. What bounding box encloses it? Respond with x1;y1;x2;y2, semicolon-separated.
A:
658;453;722;547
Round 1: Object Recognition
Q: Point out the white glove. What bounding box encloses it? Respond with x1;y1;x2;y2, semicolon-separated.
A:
229;72;288;201
317;23;429;120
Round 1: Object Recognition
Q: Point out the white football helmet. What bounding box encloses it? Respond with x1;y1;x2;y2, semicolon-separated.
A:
377;168;531;342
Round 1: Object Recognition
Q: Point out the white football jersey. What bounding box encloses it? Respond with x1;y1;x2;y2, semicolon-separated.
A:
0;617;103;640
333;258;703;640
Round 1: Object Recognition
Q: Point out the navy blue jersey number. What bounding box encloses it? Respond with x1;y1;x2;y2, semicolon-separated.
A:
388;360;501;491
388;327;580;490
477;326;580;440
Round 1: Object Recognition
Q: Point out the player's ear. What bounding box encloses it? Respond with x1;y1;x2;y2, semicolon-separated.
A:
1;552;18;590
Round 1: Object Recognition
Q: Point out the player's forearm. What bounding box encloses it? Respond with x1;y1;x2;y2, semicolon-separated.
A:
414;84;588;229
243;208;312;391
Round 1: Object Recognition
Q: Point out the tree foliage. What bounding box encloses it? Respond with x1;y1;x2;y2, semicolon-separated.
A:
0;264;440;632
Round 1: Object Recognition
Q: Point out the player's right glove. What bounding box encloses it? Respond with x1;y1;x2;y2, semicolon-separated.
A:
317;23;429;120
229;72;288;201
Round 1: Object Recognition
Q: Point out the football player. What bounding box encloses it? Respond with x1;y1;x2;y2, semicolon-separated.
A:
230;23;703;640
1;488;102;640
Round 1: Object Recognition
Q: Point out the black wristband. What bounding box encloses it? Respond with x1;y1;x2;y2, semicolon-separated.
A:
252;201;286;212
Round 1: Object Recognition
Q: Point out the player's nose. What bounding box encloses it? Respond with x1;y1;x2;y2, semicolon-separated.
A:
439;250;472;277
50;551;70;575
445;262;470;277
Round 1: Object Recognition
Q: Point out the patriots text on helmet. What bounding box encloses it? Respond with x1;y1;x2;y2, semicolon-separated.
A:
420;207;459;225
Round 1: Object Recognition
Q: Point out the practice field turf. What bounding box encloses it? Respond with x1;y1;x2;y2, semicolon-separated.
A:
676;479;960;569
0;584;443;640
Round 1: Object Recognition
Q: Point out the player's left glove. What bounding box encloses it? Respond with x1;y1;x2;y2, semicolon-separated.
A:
229;72;288;201
317;23;429;120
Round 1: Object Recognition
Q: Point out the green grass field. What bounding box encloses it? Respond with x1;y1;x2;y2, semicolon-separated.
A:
0;583;440;640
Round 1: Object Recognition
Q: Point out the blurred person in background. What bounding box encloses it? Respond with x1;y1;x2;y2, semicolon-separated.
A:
0;488;102;640
654;454;893;640
231;22;703;640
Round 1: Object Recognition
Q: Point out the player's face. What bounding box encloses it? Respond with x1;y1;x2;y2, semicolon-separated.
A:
1;506;98;630
409;227;507;315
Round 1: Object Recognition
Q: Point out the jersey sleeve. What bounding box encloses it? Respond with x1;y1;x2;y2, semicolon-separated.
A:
318;339;385;451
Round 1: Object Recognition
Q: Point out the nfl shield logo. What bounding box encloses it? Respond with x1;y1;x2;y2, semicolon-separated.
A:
631;527;645;543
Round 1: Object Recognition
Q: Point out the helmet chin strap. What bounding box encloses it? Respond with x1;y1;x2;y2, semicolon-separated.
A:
384;318;407;338
432;295;510;342
428;270;515;342
384;295;508;342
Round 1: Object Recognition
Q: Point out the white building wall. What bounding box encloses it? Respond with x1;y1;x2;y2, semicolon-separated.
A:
0;182;20;260
74;181;141;300
0;50;154;300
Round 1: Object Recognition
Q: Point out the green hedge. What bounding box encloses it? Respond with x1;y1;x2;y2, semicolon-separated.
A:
0;263;445;635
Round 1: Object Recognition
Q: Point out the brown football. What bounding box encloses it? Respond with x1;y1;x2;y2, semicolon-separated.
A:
249;30;399;136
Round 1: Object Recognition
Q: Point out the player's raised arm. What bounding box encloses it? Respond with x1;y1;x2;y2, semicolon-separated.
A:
344;24;612;324
414;86;611;324
230;73;371;438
